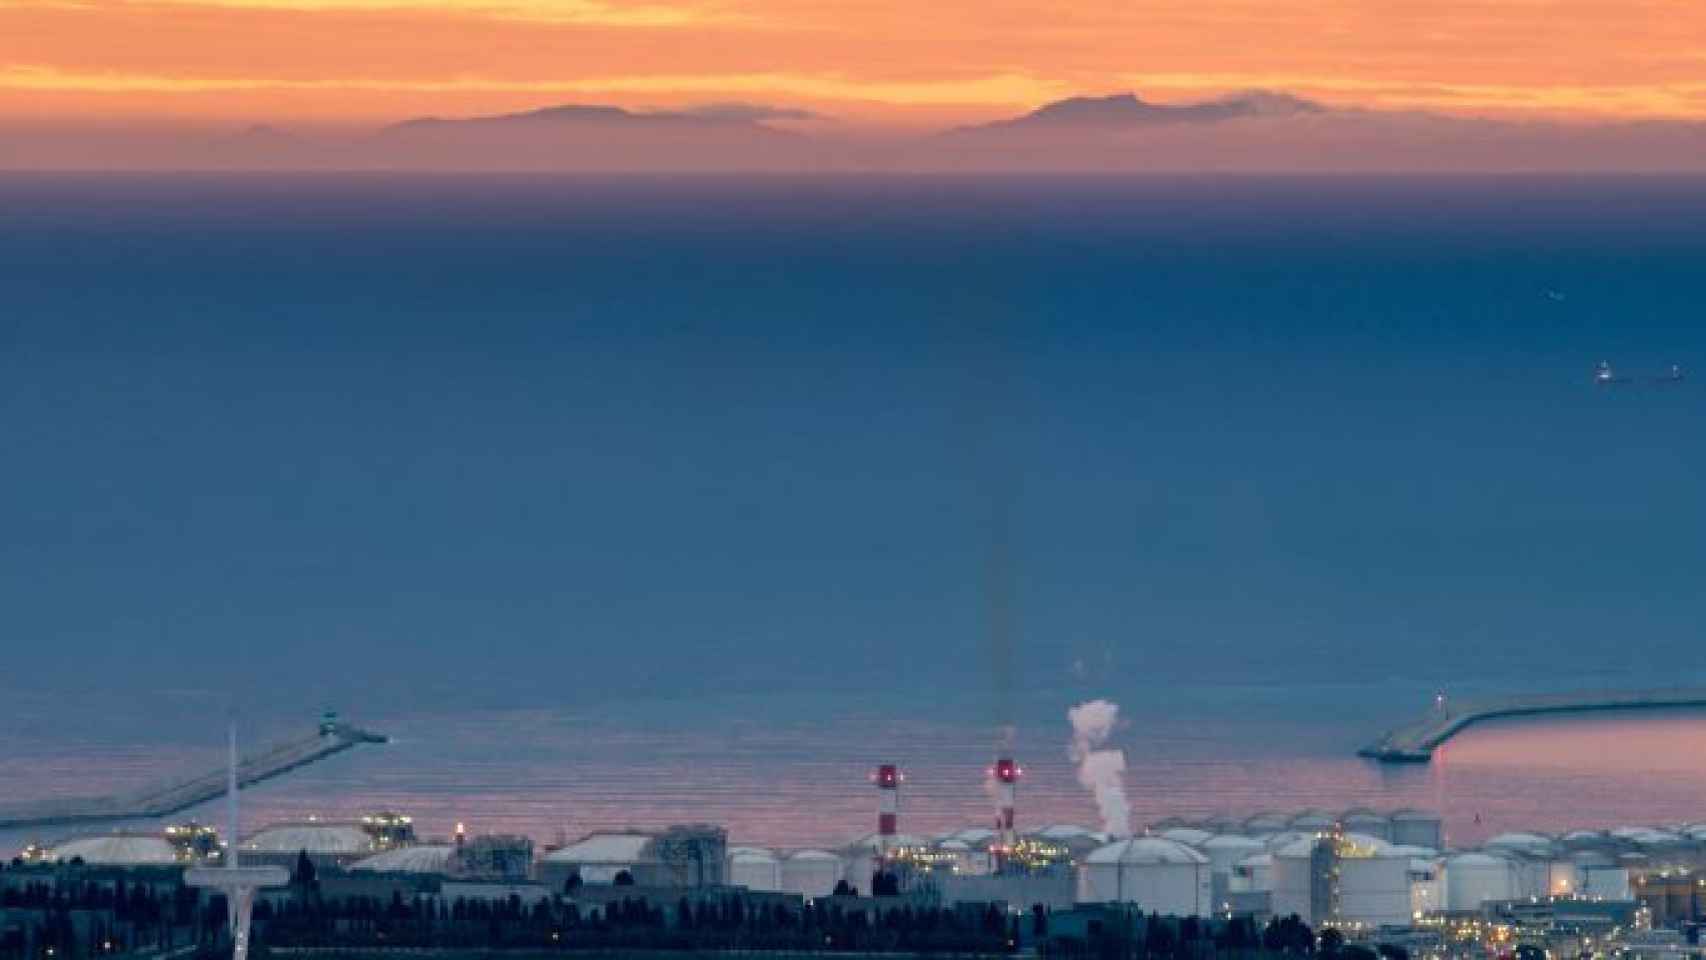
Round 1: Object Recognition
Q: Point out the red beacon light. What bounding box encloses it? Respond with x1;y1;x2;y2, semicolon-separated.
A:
873;764;900;787
994;758;1021;783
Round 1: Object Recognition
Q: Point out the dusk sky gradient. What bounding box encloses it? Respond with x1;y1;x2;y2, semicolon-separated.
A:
5;0;1705;130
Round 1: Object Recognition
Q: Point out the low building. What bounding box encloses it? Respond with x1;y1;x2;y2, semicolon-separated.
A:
45;834;181;867
242;821;375;869
539;825;726;890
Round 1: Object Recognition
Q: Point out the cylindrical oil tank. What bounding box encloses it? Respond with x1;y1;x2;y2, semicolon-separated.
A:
1231;853;1273;893
1201;835;1265;909
1338;853;1412;927
1506;856;1550;899
1269;837;1325;924
1580;863;1631;900
1077;838;1211;916
1444;853;1515;911
728;848;782;891
1545;859;1579;896
781;850;845;897
1408;857;1443;917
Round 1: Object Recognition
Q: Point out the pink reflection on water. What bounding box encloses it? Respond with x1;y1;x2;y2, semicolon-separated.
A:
1433;708;1706;845
5;704;1706;851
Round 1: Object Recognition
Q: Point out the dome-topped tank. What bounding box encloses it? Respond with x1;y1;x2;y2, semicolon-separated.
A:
1077;838;1211;916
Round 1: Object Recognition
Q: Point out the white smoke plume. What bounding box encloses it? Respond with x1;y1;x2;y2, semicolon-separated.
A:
1068;699;1132;838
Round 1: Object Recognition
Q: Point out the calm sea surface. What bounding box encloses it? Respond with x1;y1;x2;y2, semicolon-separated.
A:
2;174;1704;852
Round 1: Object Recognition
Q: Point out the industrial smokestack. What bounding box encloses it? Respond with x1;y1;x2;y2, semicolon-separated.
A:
993;756;1021;855
1068;700;1132;838
873;764;901;849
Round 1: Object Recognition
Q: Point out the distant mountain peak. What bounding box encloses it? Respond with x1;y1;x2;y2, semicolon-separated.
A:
387;102;814;134
391;104;636;130
991;89;1326;130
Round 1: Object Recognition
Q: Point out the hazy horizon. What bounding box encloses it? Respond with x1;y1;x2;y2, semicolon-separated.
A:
12;91;1706;172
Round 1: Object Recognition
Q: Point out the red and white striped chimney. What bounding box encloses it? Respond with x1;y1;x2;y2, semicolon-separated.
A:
993;757;1020;851
874;764;900;847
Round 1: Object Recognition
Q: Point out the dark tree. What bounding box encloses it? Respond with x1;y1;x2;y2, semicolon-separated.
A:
292;851;318;891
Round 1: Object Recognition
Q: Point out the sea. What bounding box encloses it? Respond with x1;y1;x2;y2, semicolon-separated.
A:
1;173;1704;853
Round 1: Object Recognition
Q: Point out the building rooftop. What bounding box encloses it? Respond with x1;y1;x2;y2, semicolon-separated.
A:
244;823;373;855
48;835;180;866
543;833;654;863
351;845;455;874
1087;837;1209;866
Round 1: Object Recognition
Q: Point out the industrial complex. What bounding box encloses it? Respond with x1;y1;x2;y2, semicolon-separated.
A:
8;719;1706;960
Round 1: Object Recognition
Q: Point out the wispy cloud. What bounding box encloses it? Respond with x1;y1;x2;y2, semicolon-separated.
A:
92;0;738;26
0;64;1063;108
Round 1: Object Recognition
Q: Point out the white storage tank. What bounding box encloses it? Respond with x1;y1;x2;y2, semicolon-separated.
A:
728;847;782;892
1230;853;1273;893
1337;843;1412;928
781;850;845;898
1506;856;1550;900
1545;859;1580;896
1201;835;1265;909
1270;836;1327;924
1580;863;1631;900
241;821;375;869
1408;857;1443;918
1444;852;1515;911
841;832;923;895
1077;837;1211;917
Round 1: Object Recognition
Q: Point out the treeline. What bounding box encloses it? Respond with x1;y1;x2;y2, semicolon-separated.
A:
1045;914;1411;960
0;876;228;960
257;891;1020;954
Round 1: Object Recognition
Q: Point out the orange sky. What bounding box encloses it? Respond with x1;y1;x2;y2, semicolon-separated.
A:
4;0;1704;129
